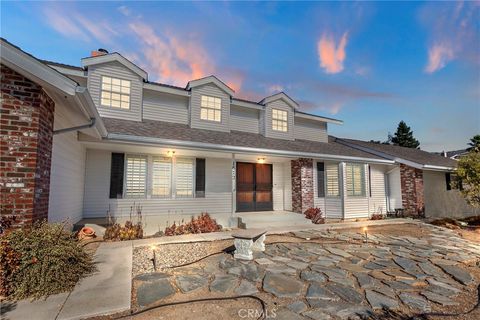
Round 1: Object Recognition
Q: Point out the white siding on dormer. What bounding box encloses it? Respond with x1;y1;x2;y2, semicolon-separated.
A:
230;105;259;133
294;117;328;142
143;91;189;124
87;61;143;121
264;100;294;140
190;83;230;132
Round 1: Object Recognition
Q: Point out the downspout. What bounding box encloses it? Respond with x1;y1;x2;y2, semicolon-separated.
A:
53;117;96;135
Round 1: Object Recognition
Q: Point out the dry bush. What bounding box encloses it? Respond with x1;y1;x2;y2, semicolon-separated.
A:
164;213;222;236
370;213;386;220
104;203;144;241
304;207;325;224
0;221;96;300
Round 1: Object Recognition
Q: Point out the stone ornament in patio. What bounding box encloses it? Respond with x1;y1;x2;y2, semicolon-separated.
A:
232;229;266;260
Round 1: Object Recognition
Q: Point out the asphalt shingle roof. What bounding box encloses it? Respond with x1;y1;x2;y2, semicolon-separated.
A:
339;138;457;168
102;118;386;160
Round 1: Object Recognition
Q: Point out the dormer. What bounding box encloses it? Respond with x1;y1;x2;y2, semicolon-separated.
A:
81;51;147;122
259;92;298;140
187;75;234;132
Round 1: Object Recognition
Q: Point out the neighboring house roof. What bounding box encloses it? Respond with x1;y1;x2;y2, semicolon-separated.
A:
101;117;392;163
336;138;457;170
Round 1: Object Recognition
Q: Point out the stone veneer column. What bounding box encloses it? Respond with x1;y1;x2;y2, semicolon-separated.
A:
399;164;424;216
291;158;314;213
1;64;55;226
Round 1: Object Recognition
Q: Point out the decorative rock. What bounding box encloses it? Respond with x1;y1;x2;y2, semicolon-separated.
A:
275;307;308;320
427;278;462;293
325;283;364;304
288;301;308;314
255;258;274;265
365;290;399;310
302;309;332;320
306;283;339;307
175;274;208;293
263;272;304;298
354;273;375;288
301;270;327;283
288;260;310;270
209;274;238;293
134;272;170;282
399;293;431;312
137;279;175;307
266;264;297;276
326;248;352;258
383;280;413;290
240;263;265;282
421;291;459;306
436;264;473;285
364;262;385;270
234;280;258;295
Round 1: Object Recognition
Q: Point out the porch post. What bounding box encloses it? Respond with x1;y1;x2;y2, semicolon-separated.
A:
231;153;236;216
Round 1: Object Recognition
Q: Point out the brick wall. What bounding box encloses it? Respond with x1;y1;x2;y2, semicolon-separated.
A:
400;164;424;216
1;64;55;226
291;158;314;213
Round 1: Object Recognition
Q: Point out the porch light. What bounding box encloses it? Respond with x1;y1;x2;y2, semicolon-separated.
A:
150;245;157;271
363;227;368;244
167;150;175;157
257;157;266;164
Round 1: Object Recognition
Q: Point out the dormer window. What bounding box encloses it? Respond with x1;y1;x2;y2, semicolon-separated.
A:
272;109;288;132
101;76;131;109
200;95;221;122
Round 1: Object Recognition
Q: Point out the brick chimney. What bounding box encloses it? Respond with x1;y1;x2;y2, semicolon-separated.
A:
90;48;109;57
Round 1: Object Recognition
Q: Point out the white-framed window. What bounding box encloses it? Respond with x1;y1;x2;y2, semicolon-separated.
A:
200;95;221;122
175;158;194;198
125;155;147;197
346;163;366;196
152;157;172;198
326;163;340;197
101;76;131;109
272;109;288;132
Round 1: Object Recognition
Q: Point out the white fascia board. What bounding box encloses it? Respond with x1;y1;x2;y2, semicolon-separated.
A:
1;40;77;96
143;83;190;97
231;99;264;110
423;165;456;172
295;112;343;125
81;53;148;80
186;76;235;96
103;133;395;165
260;93;299;109
47;65;86;78
75;87;107;137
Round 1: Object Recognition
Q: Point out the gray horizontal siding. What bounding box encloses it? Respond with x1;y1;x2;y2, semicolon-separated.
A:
264;100;294;140
190;83;230;132
295;117;328;143
143;91;189;124
230;105;259;134
87;61;143;121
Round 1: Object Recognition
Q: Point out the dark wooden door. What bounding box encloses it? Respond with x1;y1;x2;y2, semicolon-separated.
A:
236;162;273;212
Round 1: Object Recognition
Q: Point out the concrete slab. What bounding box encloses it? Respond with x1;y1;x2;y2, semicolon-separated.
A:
56;242;132;320
1;293;69;320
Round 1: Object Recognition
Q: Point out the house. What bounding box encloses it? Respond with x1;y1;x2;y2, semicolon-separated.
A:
1;39;476;234
435;149;470;161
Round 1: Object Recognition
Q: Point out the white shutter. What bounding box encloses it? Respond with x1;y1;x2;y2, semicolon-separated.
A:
175;158;194;198
125;155;147;197
326;163;339;196
152;157;172;197
346;163;366;196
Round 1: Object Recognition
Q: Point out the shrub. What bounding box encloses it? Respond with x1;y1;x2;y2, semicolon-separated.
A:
164;213;221;236
0;215;16;235
304;207;325;224
104;203;144;241
0;221;96;300
370;213;386;220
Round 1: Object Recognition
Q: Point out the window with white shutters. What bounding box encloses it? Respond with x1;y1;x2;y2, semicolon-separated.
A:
326;163;340;197
125;155;147;197
152;157;172;197
346;163;366;196
175;158;194;197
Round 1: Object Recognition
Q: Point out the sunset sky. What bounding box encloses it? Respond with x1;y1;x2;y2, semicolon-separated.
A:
1;1;479;151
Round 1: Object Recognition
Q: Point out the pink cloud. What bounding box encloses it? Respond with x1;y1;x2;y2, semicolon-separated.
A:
424;43;455;73
317;32;348;74
299;100;344;115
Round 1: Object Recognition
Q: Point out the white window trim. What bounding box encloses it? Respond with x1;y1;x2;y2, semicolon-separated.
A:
325;163;340;197
272;108;288;132
200;95;222;123
151;156;172;199
100;75;131;110
346;163;366;197
123;154;148;199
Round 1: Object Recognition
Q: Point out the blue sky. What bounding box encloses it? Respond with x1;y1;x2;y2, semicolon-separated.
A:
2;1;479;151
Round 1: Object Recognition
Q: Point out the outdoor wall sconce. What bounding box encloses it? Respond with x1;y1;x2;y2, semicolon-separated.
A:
167;150;176;157
257;157;266;164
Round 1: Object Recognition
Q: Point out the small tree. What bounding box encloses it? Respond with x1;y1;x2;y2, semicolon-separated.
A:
454;150;480;207
388;121;420;148
467;134;480;152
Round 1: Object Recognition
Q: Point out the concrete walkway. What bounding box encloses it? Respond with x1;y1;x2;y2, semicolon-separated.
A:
3;241;132;320
2;218;415;320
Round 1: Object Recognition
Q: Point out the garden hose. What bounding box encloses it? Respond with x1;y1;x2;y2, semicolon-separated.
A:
113;295;267;320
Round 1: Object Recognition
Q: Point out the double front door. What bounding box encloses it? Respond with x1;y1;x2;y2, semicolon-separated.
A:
236;162;273;212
